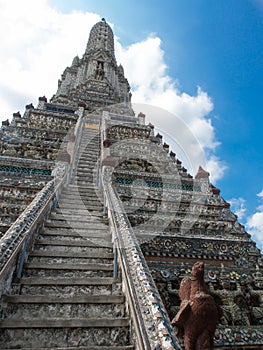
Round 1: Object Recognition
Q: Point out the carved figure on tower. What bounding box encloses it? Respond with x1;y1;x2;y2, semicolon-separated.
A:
171;261;220;350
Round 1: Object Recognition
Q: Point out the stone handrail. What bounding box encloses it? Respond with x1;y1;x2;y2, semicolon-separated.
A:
0;177;63;297
0;108;85;297
103;167;181;350
68;106;85;184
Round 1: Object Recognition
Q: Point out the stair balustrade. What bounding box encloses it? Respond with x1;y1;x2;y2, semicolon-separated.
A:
0;109;85;298
102;166;181;350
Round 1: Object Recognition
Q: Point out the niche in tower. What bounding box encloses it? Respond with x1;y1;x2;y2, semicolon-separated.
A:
95;60;105;80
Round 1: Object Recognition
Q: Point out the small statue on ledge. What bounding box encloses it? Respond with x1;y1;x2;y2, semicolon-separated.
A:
172;262;220;350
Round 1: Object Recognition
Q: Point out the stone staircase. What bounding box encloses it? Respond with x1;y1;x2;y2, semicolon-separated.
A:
0;122;134;349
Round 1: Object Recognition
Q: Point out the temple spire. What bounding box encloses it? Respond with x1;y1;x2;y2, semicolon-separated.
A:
51;18;131;110
85;18;115;58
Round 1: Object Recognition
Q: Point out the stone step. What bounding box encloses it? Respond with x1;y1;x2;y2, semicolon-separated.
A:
77;163;97;167
77;165;97;170
76;176;97;181
80;134;99;139
53;208;106;218
2;295;126;319
65;183;99;189
76;168;97;173
79;150;100;155
22;270;113;279
77;181;99;186
77;160;99;164
42;228;108;239
0;319;131;348
35;238;112;248
25;261;112;269
29;256;112;265
79;143;99;147
17;277;122;297
45;224;107;232
80;137;99;141
34;244;112;255
79;142;99;147
79;147;100;152
55;192;102;201
2;304;125;321
38;234;110;244
77;157;98;162
60;192;103;201
80;133;99;137
76;164;98;170
80;137;99;140
0;347;134;350
76;167;97;172
45;221;106;230
22;262;113;278
57;201;104;210
80;134;99;138
62;185;101;193
76;173;98;178
29;250;113;265
30;250;113;260
42;228;109;239
67;184;100;190
48;213;106;223
0;318;129;328
79;147;99;151
77;162;98;167
76;170;97;175
78;157;99;163
75;179;97;184
58;197;103;205
19;284;118;297
57;203;102;211
60;191;101;198
80;145;100;149
78;159;100;165
28;251;112;264
80;135;99;140
54;209;106;221
3;294;124;304
64;184;101;190
49;207;106;216
19;277;117;286
38;230;111;242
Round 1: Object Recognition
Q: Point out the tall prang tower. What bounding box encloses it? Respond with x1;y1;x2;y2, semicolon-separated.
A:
51;18;131;111
0;19;263;350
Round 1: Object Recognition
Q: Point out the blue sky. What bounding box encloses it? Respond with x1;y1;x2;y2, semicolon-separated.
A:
0;0;263;250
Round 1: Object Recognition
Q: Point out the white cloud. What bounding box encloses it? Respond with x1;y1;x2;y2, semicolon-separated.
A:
246;190;263;250
0;0;100;119
0;0;225;181
228;197;247;220
115;36;225;181
247;213;263;251
205;156;228;183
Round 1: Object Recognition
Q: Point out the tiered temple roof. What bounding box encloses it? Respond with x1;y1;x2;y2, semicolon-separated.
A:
0;99;78;236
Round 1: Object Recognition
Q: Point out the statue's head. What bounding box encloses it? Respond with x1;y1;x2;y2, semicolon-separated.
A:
192;261;204;280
